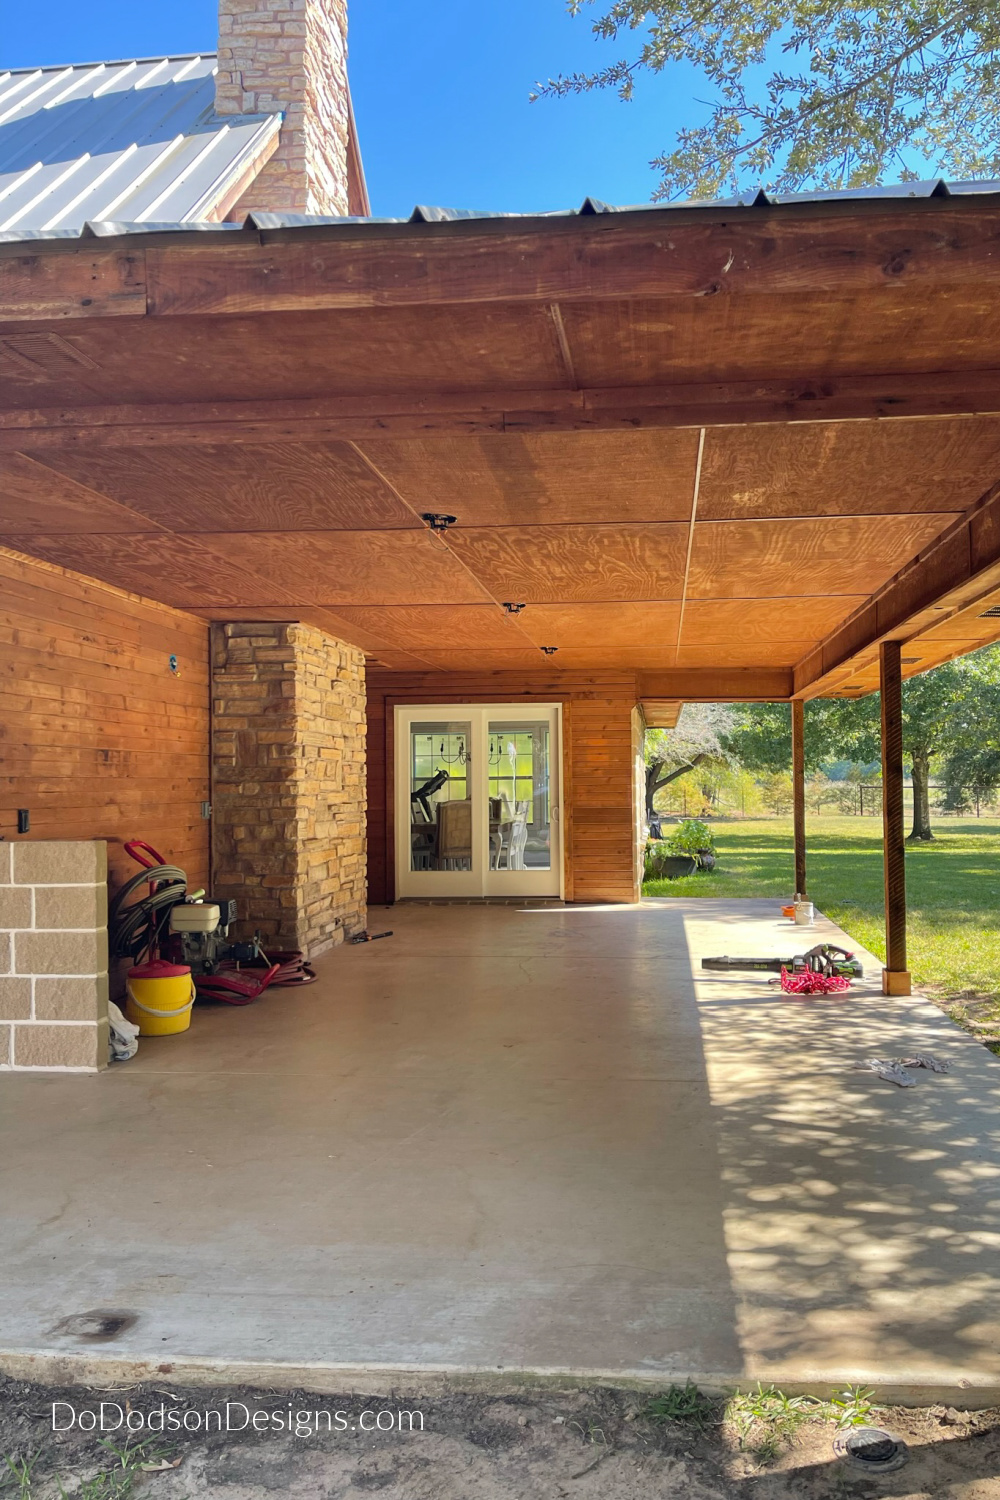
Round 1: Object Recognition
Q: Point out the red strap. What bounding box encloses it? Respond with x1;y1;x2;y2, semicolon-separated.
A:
780;966;852;995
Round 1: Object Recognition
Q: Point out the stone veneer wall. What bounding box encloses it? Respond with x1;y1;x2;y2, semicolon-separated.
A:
216;0;350;217
212;623;366;955
0;840;109;1072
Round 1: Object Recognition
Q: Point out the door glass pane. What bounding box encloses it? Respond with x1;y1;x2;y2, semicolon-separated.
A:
409;721;472;872
487;721;551;871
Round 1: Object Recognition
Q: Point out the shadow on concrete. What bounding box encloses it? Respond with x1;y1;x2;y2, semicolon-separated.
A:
0;901;744;1381
678;899;1000;1388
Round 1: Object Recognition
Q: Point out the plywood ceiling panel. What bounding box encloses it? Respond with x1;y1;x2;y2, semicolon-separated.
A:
514;602;682;648
0;452;158;533
686;515;956;599
30;444;420;532
527;648;685;669
0;304;570;409
356;432;700;527
447;524;689;603
400;648;550;671
182;605;393;654
194;529;494;606
328;604;536;651
679;596;867;645
699;418;1000;520
559;286;1000;387
1;532;295;609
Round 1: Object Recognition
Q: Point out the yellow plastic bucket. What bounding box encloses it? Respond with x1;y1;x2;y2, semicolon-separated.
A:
125;960;196;1036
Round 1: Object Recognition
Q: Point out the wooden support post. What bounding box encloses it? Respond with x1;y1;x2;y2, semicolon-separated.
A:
880;641;911;995
791;699;807;897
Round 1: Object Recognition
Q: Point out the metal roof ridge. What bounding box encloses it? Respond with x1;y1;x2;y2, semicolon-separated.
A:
2;54;215;74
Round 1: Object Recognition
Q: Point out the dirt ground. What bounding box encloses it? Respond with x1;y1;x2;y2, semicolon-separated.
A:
3;1377;1000;1499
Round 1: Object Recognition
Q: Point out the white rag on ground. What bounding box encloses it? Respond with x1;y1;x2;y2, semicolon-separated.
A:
108;1001;139;1062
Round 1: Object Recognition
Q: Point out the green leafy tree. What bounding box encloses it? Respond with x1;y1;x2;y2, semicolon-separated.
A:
537;0;1000;199
644;703;733;821
720;700;879;775
938;646;1000;813
720;663;1000;842
895;662;962;839
759;769;795;816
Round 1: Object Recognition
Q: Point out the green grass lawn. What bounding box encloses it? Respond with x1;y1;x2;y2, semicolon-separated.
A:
643;815;1000;1007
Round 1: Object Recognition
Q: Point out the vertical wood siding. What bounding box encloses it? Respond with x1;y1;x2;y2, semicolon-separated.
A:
0;547;210;895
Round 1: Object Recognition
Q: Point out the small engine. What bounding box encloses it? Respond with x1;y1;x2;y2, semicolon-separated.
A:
167;899;259;975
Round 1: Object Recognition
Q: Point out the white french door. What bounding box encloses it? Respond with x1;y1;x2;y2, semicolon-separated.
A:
394;704;562;898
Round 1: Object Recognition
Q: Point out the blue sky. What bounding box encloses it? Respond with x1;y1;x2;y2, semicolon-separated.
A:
0;1;701;215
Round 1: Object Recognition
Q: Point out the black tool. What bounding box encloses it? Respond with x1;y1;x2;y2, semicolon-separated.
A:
411;769;449;822
702;944;863;979
350;930;394;944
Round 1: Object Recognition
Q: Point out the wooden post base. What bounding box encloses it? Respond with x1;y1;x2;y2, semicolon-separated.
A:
882;969;912;996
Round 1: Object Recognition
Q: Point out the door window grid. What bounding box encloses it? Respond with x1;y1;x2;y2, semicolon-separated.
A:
488;729;549;824
410;729;468;805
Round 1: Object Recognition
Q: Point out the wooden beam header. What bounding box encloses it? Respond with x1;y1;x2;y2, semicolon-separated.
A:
3;199;1000;322
4;371;1000;452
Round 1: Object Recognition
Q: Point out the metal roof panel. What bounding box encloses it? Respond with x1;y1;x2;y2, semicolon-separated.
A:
7;57;1000;244
0;56;281;233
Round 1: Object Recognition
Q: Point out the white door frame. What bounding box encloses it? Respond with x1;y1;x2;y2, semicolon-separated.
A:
394;703;563;899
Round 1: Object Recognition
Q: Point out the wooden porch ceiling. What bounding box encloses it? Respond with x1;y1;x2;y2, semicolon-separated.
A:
3;201;1000;698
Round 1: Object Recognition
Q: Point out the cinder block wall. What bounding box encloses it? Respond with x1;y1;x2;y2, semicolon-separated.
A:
0;840;109;1072
212;623;366;955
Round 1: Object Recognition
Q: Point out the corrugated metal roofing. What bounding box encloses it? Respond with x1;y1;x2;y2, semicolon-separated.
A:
0;56;280;235
3;58;1000;246
5;173;996;244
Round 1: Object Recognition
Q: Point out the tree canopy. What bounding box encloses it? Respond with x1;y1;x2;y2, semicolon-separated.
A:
644;703;732;818
720;698;879;772
939;646;1000;809
536;0;1000;199
718;645;1000;839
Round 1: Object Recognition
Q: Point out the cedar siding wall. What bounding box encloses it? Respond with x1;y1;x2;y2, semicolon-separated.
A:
0;548;210;895
367;669;641;905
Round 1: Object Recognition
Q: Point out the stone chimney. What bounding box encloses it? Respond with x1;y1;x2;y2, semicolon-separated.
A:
216;0;351;216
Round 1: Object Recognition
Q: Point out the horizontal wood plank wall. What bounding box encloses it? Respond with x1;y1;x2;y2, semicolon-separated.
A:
367;669;641;905
0;547;210;894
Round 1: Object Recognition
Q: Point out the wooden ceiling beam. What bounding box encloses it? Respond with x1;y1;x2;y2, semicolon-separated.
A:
637;668;793;700
133;207;1000;316
4;370;1000;451
795;477;1000;697
3;202;1000;322
0;250;145;322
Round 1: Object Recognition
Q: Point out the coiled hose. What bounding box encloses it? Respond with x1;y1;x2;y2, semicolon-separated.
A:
109;864;187;965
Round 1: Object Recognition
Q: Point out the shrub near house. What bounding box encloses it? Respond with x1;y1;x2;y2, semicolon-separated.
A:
645;819;717;879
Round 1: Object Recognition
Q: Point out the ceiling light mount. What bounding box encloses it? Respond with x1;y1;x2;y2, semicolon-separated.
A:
422;512;457;532
502;602;527;615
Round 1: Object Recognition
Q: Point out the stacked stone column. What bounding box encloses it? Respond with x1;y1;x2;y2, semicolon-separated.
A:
216;0;350;217
211;623;366;955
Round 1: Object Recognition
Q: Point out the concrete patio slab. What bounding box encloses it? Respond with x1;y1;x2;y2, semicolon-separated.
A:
1;899;998;1401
